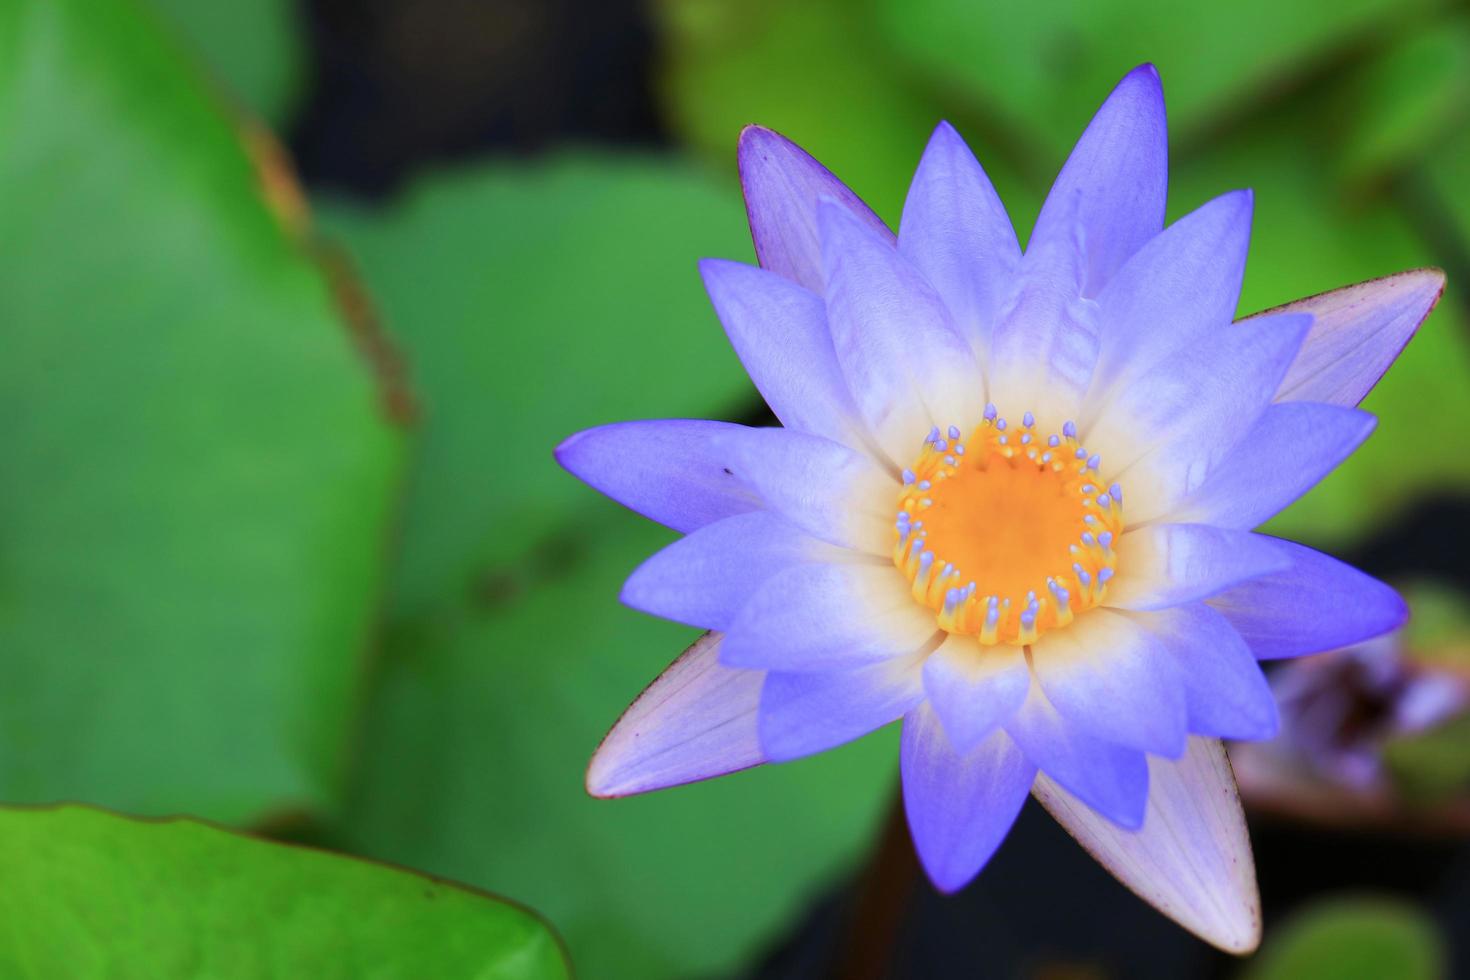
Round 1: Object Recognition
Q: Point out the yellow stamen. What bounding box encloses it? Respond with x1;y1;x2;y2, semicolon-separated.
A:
892;410;1124;645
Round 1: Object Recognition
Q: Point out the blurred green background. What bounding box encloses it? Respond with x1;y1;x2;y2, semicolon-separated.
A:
2;0;1469;976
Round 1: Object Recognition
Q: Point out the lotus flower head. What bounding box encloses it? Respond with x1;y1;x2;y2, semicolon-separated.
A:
556;64;1445;952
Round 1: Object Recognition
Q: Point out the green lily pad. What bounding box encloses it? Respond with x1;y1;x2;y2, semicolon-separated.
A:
872;0;1440;158
0;0;401;822
147;0;306;125
1241;895;1444;980
0;805;568;979
316;159;898;978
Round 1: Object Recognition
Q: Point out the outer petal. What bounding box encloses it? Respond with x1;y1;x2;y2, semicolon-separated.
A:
898;121;1021;364
1005;679;1149;829
1162;403;1376;530
1085;190;1252;408
1252;268;1446;406
901;704;1035;893
555;419;762;532
738;124;893;292
721;562;939;672
1104;524;1290;611
1087;313;1312;522
921;635;1030;754
620;511;861;631
587;632;764;797
1132;604;1279;741
1207;538;1407;660
1034;737;1261;954
759;651;926;762
1030;608;1188;758
715;426;893;554
819;199;985;463
699;259;872;452
1028;63;1168;295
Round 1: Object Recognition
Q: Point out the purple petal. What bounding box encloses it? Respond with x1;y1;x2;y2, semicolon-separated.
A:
1208;538;1407;660
1253;268;1446;406
922;635;1030;754
699;258;872;451
819;198;985;463
556;419;762;532
714;425;894;554
1133;604;1279;741
1105;524;1291;611
1086;313;1312;522
901;704;1034;893
1028;64;1168;295
1163;402;1376;530
586;632;765;797
721;562;939;672
1034;737;1261;953
621;511;854;631
738;125;893;292
1087;190;1253;406
898;121;1021;363
759;652;926;761
1030;609;1187;758
1005;679;1149;829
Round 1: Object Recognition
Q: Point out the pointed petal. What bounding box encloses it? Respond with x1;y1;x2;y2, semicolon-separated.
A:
714;426;893;554
556;419;763;532
1086;190;1253;407
901;704;1034;893
1028;64;1168;295
922;635;1030;754
1031;608;1188;758
759;652;926;762
819;198;985;463
1034;737;1261;954
738;125;892;292
621;511;858;631
587;632;764;797
1163;403;1376;530
1105;524;1290;611
699;259;871;451
1005;679;1149;829
1251;268;1446;406
721;562;938;672
898;121;1021;363
1087;313;1312;522
1208;538;1407;659
1133;604;1279;741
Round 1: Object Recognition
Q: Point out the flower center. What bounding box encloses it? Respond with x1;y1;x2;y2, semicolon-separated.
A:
892;405;1124;645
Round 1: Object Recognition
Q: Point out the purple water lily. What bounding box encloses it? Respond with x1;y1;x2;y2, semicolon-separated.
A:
556;64;1445;952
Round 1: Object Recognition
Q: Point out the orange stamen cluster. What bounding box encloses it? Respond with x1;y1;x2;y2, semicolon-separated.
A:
892;408;1124;645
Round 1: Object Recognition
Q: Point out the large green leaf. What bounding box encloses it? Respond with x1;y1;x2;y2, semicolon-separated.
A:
316;160;897;978
1240;896;1444;980
872;0;1439;157
0;0;400;822
146;0;305;125
0;806;568;979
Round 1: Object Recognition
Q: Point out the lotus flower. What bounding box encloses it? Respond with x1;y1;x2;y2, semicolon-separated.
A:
556;64;1445;952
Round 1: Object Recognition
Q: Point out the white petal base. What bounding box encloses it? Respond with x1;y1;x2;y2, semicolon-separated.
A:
1033;736;1261;954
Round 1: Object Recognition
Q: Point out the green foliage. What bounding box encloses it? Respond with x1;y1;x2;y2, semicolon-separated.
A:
317;164;897;978
147;0;305;124
1241;896;1445;980
0;806;568;979
0;0;401;823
